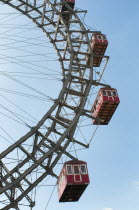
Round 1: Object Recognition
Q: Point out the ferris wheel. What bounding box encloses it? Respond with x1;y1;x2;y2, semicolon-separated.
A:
0;0;120;209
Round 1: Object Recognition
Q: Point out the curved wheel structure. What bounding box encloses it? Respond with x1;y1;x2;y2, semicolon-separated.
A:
0;0;109;209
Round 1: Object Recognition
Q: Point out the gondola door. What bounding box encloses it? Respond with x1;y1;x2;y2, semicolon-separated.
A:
73;165;82;182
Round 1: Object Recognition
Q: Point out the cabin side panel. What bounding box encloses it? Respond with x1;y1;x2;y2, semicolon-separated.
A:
58;168;67;201
92;88;120;125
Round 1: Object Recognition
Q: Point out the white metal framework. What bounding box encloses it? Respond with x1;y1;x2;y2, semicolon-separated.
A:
0;0;110;209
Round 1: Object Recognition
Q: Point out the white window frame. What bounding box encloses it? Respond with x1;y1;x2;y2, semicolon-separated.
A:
80;164;87;175
107;91;112;96
102;90;107;96
66;165;73;175
73;165;82;182
112;90;117;97
73;165;80;175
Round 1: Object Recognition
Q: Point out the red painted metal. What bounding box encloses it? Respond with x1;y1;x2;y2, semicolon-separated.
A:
57;160;90;202
91;88;120;125
87;33;108;67
63;0;75;3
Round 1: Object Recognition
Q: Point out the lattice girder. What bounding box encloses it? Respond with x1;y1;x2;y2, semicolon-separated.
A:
0;0;105;209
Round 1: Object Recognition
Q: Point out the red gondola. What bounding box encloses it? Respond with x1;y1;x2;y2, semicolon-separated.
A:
57;160;90;202
87;33;108;67
60;0;75;24
91;88;120;125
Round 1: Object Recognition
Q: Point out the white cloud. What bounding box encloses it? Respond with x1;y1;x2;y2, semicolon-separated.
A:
134;181;139;188
103;208;113;210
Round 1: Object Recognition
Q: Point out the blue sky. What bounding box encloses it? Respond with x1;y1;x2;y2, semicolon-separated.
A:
0;0;139;210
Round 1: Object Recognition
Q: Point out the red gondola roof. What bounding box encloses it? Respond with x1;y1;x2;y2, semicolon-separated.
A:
64;160;87;165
